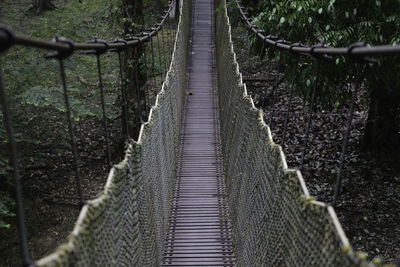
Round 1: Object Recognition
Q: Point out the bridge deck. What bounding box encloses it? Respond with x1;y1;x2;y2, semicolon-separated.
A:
162;0;235;266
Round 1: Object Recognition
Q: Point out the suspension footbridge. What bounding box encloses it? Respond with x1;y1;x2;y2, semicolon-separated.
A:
1;0;397;266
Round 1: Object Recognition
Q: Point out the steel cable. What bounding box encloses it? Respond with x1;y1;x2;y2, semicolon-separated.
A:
0;2;175;55
0;63;34;267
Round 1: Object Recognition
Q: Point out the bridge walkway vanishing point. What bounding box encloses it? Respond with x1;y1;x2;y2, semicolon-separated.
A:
162;0;236;265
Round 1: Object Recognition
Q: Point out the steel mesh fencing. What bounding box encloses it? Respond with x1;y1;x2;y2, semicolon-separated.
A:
214;0;375;266
35;0;191;266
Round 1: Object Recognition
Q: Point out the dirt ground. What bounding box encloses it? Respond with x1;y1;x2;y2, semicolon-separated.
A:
0;115;123;266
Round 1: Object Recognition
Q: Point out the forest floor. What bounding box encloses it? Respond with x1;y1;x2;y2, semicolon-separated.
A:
0;117;123;266
230;24;400;264
0;1;122;265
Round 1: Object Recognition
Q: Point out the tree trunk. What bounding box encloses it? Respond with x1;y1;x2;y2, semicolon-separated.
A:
32;0;55;14
121;0;147;140
362;79;400;154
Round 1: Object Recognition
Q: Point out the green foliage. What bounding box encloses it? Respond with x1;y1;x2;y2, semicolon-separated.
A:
0;116;14;229
0;158;12;177
241;0;400;109
250;0;400;47
20;86;95;120
113;0;165;35
0;0;172;231
0;0;124;231
0;192;16;229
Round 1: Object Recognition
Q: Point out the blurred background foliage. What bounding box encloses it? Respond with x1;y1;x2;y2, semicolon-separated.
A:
0;0;167;229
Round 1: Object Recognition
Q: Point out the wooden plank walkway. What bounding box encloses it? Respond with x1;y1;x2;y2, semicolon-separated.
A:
162;0;235;266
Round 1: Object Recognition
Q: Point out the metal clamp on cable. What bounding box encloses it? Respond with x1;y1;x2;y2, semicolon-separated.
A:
110;38;128;52
163;11;169;19
138;33;150;43
126;35;142;45
142;31;153;42
148;27;158;36
256;29;266;40
86;38;109;55
250;24;259;34
274;39;290;49
44;37;74;60
147;27;159;38
310;43;332;60
148;27;157;31
290;42;308;56
0;26;15;52
347;42;376;63
155;23;163;30
265;35;278;41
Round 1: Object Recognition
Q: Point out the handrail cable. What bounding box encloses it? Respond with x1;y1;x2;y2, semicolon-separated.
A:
235;0;400;58
0;2;175;54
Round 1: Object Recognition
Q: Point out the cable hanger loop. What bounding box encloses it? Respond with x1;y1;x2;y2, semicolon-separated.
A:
269;51;284;128
44;37;74;59
44;37;86;207
87;38;112;168
332;65;364;207
0;62;35;267
137;33;151;110
156;22;168;75
0;26;15;53
144;31;159;91
111;38;130;141
299;60;321;171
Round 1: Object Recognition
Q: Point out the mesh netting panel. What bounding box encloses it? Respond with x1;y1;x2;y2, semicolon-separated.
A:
214;0;374;266
36;1;191;266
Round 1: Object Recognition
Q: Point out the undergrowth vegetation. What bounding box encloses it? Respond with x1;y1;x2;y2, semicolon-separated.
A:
0;0;121;230
231;0;400;154
0;0;171;263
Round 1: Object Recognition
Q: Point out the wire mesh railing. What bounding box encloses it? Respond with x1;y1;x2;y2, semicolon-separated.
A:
215;0;377;266
0;1;185;265
35;0;190;265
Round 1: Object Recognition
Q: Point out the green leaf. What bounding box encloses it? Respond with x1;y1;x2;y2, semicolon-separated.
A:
0;221;11;228
318;8;323;14
20;86;97;120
